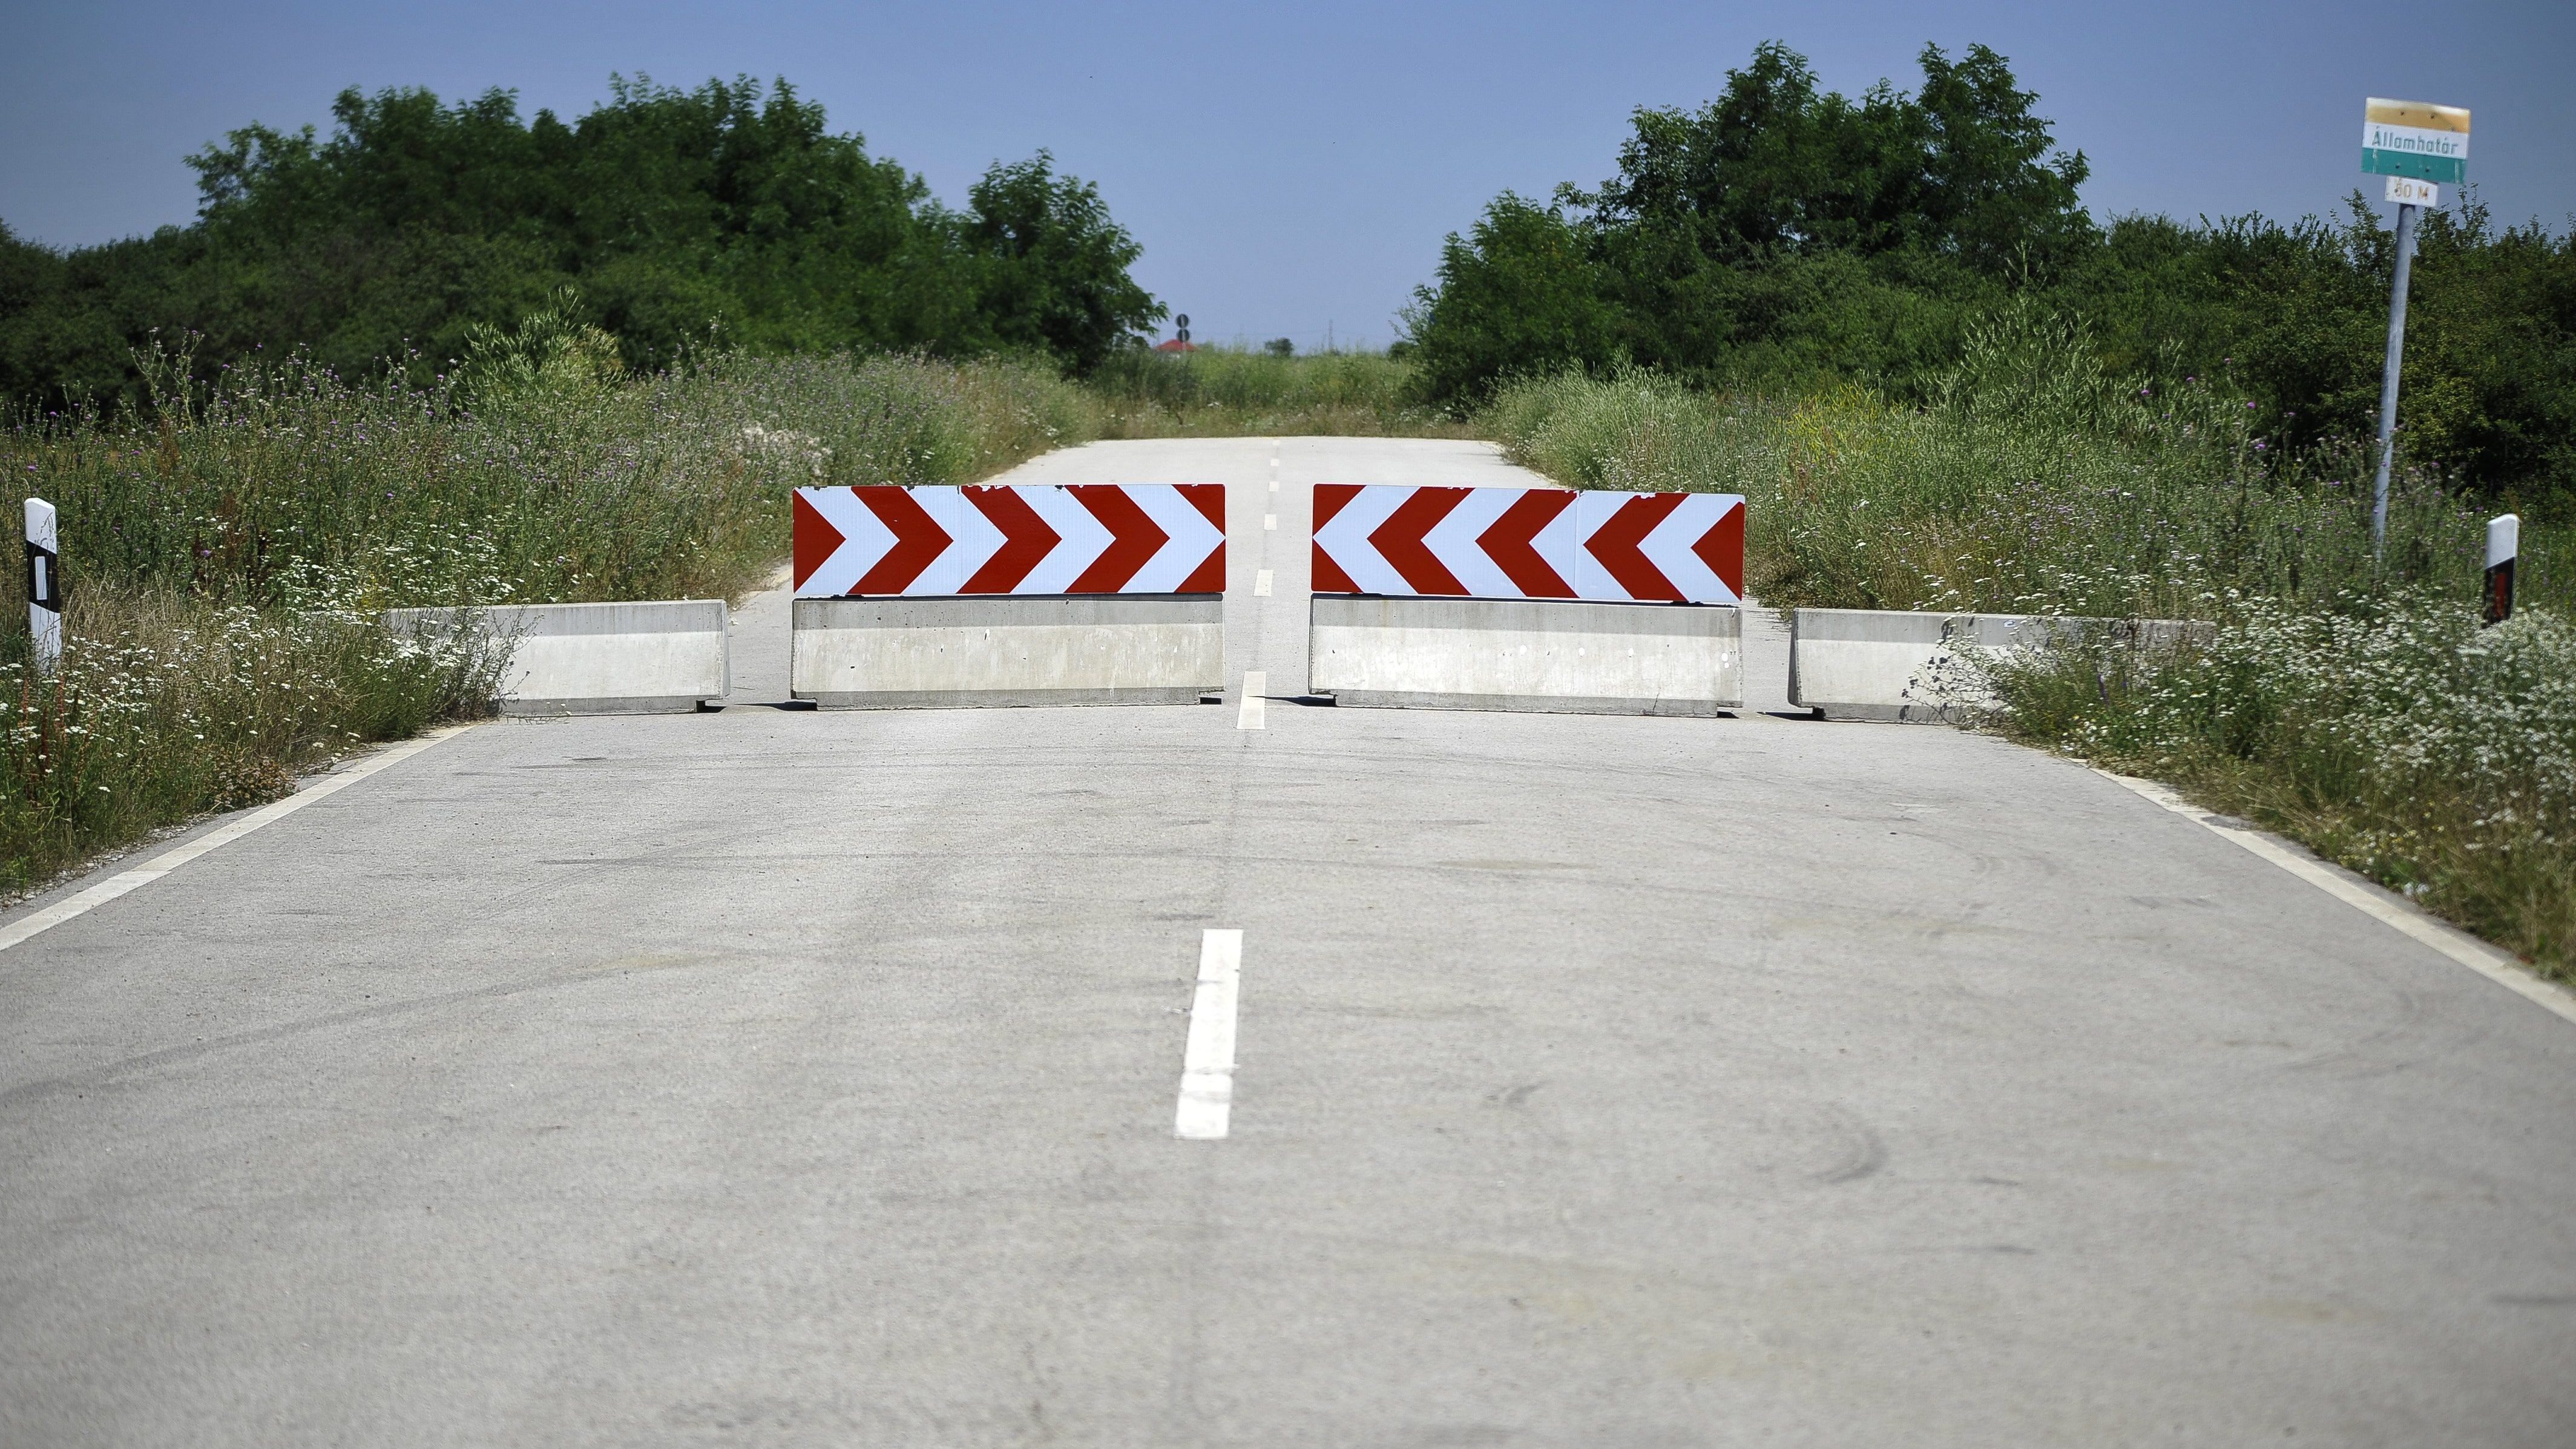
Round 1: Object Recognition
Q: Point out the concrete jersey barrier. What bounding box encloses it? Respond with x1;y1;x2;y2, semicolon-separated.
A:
387;600;728;715
1789;608;2209;722
1311;596;1743;717
1304;484;1746;716
788;483;1226;709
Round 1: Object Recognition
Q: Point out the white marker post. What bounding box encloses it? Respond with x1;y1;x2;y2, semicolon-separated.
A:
2361;98;2471;556
2485;513;2518;626
23;497;61;675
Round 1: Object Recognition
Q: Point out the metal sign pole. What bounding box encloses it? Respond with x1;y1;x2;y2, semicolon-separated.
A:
2359;97;2468;560
24;496;62;675
2370;201;2419;559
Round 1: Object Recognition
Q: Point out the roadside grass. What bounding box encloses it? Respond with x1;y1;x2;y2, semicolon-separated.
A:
0;338;1093;895
1482;311;2561;619
1079;346;1473;439
1480;312;2575;980
1984;596;2575;980
0;586;504;890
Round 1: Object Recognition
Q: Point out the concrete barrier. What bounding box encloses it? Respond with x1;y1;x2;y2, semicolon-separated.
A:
387;600;729;715
1309;596;1742;716
791;596;1223;708
1789;608;2208;722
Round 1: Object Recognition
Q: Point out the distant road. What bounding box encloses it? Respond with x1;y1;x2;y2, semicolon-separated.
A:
4;438;2571;1447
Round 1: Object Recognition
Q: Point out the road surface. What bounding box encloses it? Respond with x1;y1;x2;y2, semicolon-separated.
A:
4;438;2572;1447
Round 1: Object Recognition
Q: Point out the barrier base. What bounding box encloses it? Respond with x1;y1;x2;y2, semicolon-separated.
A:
1321;689;1727;717
1310;596;1742;717
792;596;1223;709
800;686;1212;710
499;694;710;717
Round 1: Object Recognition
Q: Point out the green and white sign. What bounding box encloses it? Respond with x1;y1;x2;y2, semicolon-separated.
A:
2362;97;2469;185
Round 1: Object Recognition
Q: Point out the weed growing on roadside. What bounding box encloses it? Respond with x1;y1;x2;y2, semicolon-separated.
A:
1983;594;2576;978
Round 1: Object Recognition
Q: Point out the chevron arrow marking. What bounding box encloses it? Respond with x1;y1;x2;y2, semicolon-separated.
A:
1370;486;1471;595
792;490;846;593
1312;484;1362;593
1580;492;1687;602
1476;489;1577;598
961;485;1062;593
1065;485;1168;593
1694;498;1744;597
1308;484;1744;603
794;484;1224;597
854;485;954;595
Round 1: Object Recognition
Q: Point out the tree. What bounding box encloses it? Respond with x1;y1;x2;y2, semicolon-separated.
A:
963;153;1162;373
1407;41;2092;404
1400;195;1623;404
0;77;1163;409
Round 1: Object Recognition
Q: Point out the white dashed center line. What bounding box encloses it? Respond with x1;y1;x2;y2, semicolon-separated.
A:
1254;569;1273;596
1175;929;1244;1140
1236;671;1266;730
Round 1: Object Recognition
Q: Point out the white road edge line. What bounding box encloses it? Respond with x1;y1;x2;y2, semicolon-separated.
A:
1175;928;1243;1140
1236;671;1267;731
0;726;476;957
2099;769;2576;1027
1254;569;1274;597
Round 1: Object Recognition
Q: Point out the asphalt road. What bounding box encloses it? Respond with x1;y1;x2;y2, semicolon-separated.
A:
4;437;2572;1447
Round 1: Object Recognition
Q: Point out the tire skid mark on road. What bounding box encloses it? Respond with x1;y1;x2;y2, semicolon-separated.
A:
0;953;715;1110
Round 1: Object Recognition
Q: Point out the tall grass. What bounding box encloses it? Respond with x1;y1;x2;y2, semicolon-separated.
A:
1483;311;2558;618
1080;346;1470;439
18;343;1092;611
0;337;1094;892
1480;314;2574;978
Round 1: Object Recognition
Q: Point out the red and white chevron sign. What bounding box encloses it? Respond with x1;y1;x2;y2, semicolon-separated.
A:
1312;485;1744;603
793;484;1226;597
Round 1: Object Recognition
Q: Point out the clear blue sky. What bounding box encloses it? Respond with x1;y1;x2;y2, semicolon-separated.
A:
4;1;2571;352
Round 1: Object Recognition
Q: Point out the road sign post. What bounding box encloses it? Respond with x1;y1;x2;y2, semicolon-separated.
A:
23;497;61;675
2362;98;2469;558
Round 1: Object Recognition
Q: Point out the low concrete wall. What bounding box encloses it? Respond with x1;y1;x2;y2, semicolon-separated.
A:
792;596;1223;708
1789;608;2207;722
1310;596;1743;716
387;600;728;715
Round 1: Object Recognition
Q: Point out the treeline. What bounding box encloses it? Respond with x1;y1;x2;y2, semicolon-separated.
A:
0;76;1161;408
1402;42;2576;513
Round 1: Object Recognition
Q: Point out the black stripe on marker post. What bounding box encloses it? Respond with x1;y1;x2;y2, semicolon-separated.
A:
22;539;61;614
